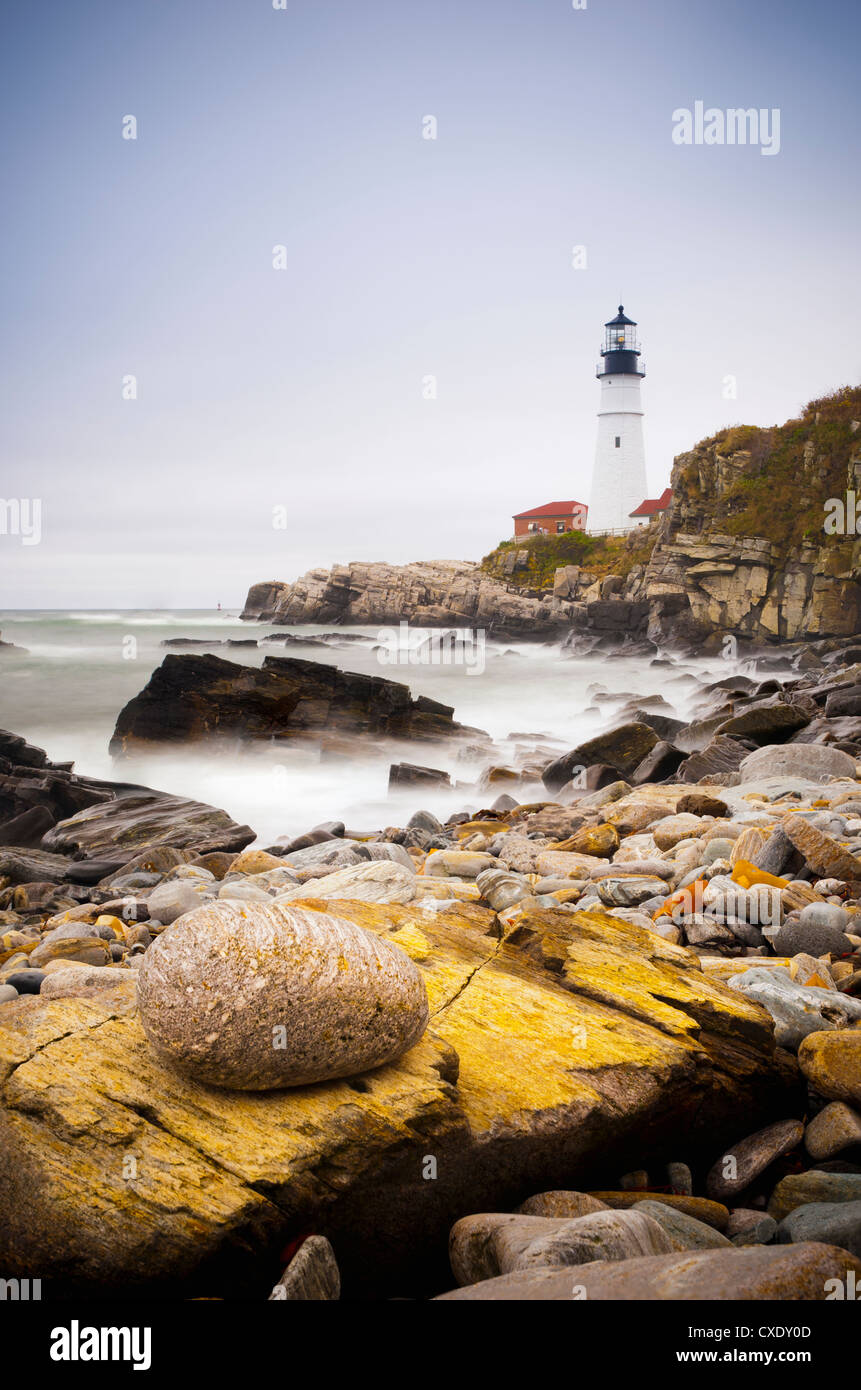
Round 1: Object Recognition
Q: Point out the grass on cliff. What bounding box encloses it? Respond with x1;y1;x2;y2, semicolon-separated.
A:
481;526;658;591
679;383;861;558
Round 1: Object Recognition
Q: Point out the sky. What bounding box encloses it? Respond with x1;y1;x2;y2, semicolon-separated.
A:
1;0;860;608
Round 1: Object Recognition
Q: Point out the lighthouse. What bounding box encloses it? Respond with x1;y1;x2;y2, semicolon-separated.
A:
587;305;648;533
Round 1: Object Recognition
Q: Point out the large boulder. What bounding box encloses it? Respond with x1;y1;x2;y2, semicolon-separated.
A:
137;903;429;1089
542;724;659;791
0;902;799;1297
42;792;255;861
109;653;482;755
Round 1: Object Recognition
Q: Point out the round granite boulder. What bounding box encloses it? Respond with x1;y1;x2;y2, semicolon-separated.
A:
137;901;429;1090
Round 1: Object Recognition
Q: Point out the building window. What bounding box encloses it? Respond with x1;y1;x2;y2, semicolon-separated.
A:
615;436;621;448
527;522;538;533
556;521;566;533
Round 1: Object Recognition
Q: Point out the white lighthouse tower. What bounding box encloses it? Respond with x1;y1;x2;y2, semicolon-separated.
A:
587;305;648;533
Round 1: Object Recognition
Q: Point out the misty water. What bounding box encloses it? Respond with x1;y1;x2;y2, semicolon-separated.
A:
0;610;759;846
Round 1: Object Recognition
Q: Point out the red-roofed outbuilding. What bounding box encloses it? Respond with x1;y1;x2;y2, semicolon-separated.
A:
512;500;588;537
629;486;672;519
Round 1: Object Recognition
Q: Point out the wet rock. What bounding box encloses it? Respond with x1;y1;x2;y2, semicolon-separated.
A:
716;703;810;744
631;742;685;784
706;1119;804;1201
768;1171;861;1220
739;743;857;782
389;763;451;789
435;1244;861;1300
268;1234;340;1300
449;1209;675;1284
542;723;659;791
634;1200;732;1250
677;737;748;782
137;902;429;1090
29;925;112;970
587;1192;729;1231
776;1201;861;1257
516;1191;608;1219
476;868;529;911
146;879;216;925
3;969;45;995
728;967;861;1049
677;793;729;819
278;860;418;905
43;791;255;861
798;1032;861;1106
424;851;496;879
772;918;852;959
40;965;132;999
782;813;861;881
805;1102;861;1161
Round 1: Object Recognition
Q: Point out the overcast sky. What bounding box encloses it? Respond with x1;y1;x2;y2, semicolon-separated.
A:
2;0;860;608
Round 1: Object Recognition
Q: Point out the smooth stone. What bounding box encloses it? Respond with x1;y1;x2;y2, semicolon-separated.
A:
516;1191;609;1219
776;1200;861;1257
0;983;20;1002
798;1032;861;1107
595;876;667;907
705;1119;804;1200
363;843;416;871
40;965;132;998
137;901;429;1090
768;1171;861;1220
475;868;529;911
634;1200;732;1250
739;744;857;782
666;1161;693;1196
772;919;852;959
449;1209;675;1285
425;851;498;879
407;809;444;833
279;839;368;870
728;1213;779;1246
217;881;273;904
651;814;707;851
728;968;861;1049
268;1235;340;1300
29;926;111;970
435;1243;861;1300
586;1191;729;1231
4;969;46;994
799;902;851;930
146;879;215;926
805;1103;861;1161
277;860;418;905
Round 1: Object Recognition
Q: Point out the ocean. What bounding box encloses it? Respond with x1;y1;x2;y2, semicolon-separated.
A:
0;609;755;845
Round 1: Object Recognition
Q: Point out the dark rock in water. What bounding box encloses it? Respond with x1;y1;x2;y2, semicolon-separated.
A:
109;654;483;754
825;686;861;718
273;827;338;856
491;793;518;812
0;847;80;885
42;791;255;861
542;723;658;792
5;969;46;994
677;736;748;783
407;808;444;833
580;763;623;790
631;742;685;785
715;701;810;745
0;806;55;847
0;731;50;768
389;763;451;789
631;711;686;741
65;859;128;885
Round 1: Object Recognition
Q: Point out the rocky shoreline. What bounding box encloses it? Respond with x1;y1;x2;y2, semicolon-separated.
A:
2;648;861;1299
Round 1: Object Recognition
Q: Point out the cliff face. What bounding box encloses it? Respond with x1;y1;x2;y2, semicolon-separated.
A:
241;559;581;637
242;387;861;650
634;387;861;648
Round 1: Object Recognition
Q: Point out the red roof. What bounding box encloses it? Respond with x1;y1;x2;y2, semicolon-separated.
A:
512;500;588;520
629;486;672;518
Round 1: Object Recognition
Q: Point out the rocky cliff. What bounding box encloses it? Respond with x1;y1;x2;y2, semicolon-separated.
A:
242;387;861;650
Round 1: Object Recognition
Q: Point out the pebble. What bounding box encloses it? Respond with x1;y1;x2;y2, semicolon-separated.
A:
706;1119;804;1201
775;1200;861;1257
798;1032;861;1107
804;1102;861;1161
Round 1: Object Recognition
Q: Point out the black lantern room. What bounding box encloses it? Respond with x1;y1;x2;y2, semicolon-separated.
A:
597;306;645;378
